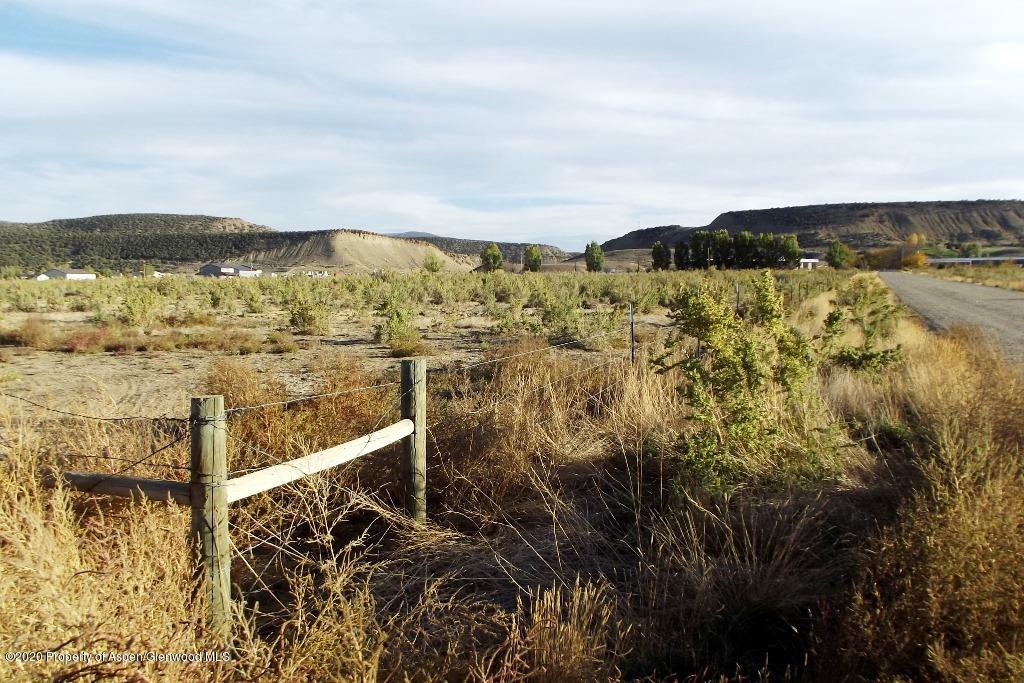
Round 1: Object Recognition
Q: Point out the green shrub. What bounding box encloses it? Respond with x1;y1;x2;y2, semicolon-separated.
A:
117;287;165;327
830;274;904;370
373;296;427;357
268;330;300;353
287;292;332;335
659;272;833;490
422;250;444;273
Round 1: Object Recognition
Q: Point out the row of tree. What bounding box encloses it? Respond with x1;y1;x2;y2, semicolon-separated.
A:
479;242;604;272
481;231;804;273
651;230;802;270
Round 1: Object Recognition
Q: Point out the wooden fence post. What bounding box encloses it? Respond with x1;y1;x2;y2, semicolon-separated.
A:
190;395;231;642
628;302;636;363
400;358;427;522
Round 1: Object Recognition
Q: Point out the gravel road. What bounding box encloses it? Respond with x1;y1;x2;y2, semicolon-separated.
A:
878;271;1024;360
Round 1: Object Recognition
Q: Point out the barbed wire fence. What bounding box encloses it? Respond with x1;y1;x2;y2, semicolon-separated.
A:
0;314;647;640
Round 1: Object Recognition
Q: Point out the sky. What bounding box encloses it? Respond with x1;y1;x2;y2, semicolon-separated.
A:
1;1;1023;250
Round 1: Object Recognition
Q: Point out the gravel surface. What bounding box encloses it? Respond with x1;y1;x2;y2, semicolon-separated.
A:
879;271;1024;360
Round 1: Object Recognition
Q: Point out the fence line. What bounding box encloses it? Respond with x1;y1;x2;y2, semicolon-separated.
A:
27;313;640;644
223;381;399;415
0;389;188;423
42;357;429;643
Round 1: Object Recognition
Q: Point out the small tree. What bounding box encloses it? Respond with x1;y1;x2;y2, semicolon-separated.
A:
651;241;672;270
480;243;504;272
958;242;982;257
673;240;691;270
902;251;927;269
775;234;801;268
523;245;543;272
826;239;856;269
584;241;605;272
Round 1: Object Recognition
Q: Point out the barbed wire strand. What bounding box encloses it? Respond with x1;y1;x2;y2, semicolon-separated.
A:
62;452;191;472
0;390;187;424
451;325;625;373
223;381;399;415
77;431;190;495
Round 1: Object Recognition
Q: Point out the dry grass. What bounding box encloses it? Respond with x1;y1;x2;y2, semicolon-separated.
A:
1;313;1022;680
927;264;1024;291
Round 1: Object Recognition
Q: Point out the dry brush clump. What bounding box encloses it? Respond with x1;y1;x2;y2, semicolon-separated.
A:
819;326;1024;681
2;274;1024;681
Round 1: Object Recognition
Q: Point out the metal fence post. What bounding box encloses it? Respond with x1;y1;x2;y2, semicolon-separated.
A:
190;395;230;643
400;359;427;522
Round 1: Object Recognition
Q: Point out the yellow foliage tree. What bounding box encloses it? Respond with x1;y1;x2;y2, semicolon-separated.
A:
901;251;927;269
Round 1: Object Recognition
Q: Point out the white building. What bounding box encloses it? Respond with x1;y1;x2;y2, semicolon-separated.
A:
798;258;822;270
36;268;97;281
198;263;263;278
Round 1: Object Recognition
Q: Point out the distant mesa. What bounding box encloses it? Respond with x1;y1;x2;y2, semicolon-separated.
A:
603;200;1024;251
3;201;1020;274
388;230;440;239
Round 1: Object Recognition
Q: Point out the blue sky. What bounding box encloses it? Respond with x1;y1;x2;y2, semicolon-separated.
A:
1;1;1022;250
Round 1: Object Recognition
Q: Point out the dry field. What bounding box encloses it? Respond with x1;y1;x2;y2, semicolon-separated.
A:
925;263;1024;291
1;269;1022;681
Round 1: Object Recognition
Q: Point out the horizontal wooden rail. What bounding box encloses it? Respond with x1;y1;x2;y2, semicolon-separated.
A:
222;419;414;503
59;472;191;505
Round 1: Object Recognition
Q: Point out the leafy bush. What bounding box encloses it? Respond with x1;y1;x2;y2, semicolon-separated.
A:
422;250;444;273
268;330;300;353
373;296;427;357
287;291;332;335
830;274;903;370
117;287;165;327
659;272;833;490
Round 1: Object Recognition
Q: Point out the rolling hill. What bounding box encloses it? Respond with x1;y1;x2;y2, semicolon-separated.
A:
0;213;273;235
389;232;571;263
0;214;473;272
603;200;1024;251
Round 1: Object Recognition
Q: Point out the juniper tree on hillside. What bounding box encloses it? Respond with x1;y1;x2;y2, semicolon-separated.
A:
651;241;672;270
584;241;605;272
673;240;691;269
523;244;543;272
480;243;504;272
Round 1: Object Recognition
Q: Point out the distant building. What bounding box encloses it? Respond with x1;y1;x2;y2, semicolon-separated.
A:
198;263;263;278
798;258;821;270
35;268;97;281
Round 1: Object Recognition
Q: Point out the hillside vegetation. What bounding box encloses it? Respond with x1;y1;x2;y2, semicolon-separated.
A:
0;213;562;273
604;200;1024;251
392;233;571;263
0;214;475;273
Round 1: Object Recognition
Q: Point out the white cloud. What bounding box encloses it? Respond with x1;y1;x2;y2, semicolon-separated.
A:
0;0;1021;249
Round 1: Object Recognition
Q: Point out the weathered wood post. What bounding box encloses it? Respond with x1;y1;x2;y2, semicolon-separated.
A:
628;302;636;363
190;395;231;642
735;282;741;314
400;358;427;522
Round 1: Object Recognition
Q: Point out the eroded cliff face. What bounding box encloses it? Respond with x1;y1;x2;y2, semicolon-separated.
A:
241;230;476;271
603;200;1024;250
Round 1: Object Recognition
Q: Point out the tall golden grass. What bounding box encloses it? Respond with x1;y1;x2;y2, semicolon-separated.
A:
1;317;1022;680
